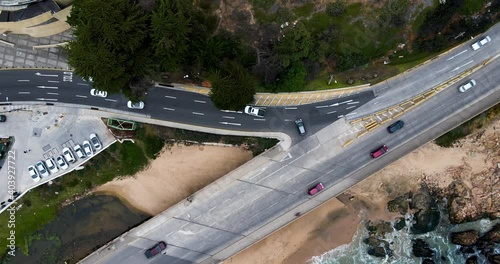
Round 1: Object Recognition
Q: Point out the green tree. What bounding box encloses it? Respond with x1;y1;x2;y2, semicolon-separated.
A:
273;22;312;67
276;63;307;92
209;61;257;110
66;0;152;94
151;0;193;72
337;52;368;71
326;0;346;16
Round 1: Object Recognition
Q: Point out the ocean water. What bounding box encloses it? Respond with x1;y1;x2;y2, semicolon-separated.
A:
309;212;499;264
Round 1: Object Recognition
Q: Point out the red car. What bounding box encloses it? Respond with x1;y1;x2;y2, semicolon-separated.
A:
144;241;167;259
308;183;324;196
371;145;388;158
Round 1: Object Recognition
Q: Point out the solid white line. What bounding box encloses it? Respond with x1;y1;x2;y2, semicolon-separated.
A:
219;122;241;126
105;99;117;102
48;80;60;83
76;95;87;98
18;92;30;94
47;92;59;95
327;111;336;115
446;49;467;61
77;83;89;86
163;107;175;111
164;95;177;99
17;80;29;82
37;86;58;89
285;107;297;110
436;67;449;73
36;98;58;101
192;112;204;116
338;99;353;104
194;100;206;103
222;116;235;119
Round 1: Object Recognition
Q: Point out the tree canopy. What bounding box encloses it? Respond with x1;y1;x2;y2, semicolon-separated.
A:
273;22;312;68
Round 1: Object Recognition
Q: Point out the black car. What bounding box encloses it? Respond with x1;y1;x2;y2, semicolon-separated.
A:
387;120;404;133
144;241;167;259
0;115;6;122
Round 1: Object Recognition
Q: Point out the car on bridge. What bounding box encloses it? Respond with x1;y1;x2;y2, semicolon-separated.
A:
244;106;266;118
308;183;324;196
144;241;167;259
459;80;476;93
371;145;388;158
471;36;491;50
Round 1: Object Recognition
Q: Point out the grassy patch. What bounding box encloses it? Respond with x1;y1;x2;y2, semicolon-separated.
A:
293;2;315;18
460;0;487;15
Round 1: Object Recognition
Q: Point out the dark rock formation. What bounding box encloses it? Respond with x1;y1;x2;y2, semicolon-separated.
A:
387;195;409;214
460;246;476;255
465;256;478;264
410;190;440;234
488;254;500;264
422;259;434;264
412;239;434;258
394;217;406;231
366;220;393;236
476;224;500;259
364;236;392;258
450;230;479;246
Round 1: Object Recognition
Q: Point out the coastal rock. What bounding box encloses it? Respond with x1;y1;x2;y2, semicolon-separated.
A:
476;224;500;258
366;220;393;236
411;206;440;234
460;246;476;254
363;237;392;258
394;217;406;231
450;230;479;246
412;239;434;258
410;191;432;211
488;254;500;264
422;259;434;264
387;195;409;214
465;256;478;264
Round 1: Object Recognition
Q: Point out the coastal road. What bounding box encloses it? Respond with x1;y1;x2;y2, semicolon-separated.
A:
79;24;500;264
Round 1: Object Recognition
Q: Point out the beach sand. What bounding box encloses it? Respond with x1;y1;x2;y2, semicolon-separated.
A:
95;143;253;215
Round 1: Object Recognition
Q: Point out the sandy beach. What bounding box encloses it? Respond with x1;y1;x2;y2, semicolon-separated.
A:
95;143;253;215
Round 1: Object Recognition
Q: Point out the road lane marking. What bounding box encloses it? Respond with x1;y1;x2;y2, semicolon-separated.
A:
192;112;204;116
452;60;473;71
345;112;357;116
219;122;241;126
285;107;297;110
164;95;177;99
253;118;265;121
446;49;467;61
163;107;175;111
222;198;231;204
338;115;344;118
77;83;89;86
326;111;337;115
37;86;58;89
220;109;243;113
222;116;235;119
48;80;60;83
345;106;356;110
105;99;117;102
436;67;449;73
36;98;57;101
47;92;58;95
315;105;328;109
347;101;359;105
76;95;87;98
18;92;30;94
194;100;206;103
35;72;58;77
17;80;29;82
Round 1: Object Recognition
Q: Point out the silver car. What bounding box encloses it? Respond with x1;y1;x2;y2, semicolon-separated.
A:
459;79;476;93
471;36;491;50
28;165;41;182
90;89;107;98
90;133;102;150
35;161;50;178
56;155;69;170
82;140;94;156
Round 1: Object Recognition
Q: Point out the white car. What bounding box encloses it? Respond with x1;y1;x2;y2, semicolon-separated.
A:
471;36;491;50
90;133;102;150
127;101;145;109
63;147;76;163
45;157;59;174
244;106;266;118
56;155;69;170
90;89;107;98
82;140;94;156
35;161;50;178
459;79;476;93
28;165;41;182
74;144;86;159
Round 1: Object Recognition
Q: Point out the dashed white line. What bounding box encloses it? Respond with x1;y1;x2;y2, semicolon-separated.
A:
163;107;175;111
222;116;235;119
347;101;359;105
76;95;87;98
337;115;345;118
48;80;60;83
219;122;241;126
285;107;297;110
194;100;206;103
164;95;177;99
105;99;117;102
326;111;336;115
18;92;30;94
222;198;231;204
77;83;89;86
345;106;356;110
17;80;29;82
446;49;467;61
36;98;58;101
315;105;328;109
47;92;59;95
436;67;449;73
36;86;58;89
345;112;358;116
253;119;266;121
192;112;204;116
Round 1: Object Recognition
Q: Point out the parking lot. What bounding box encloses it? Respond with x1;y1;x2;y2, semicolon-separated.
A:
0;105;115;211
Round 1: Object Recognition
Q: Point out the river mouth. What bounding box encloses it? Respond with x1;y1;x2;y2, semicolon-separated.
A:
5;194;149;264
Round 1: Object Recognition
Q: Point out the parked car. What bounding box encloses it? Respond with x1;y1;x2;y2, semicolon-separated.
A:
0;115;6;122
127;101;145;109
62;147;76;163
73;144;86;159
56;155;69;170
144;241;167;259
244;106;266;118
471;36;491;50
90;89;107;98
371;145;389;158
45;157;59;174
308;183;324;196
295;118;306;135
458;79;476;93
28;165;41;182
387;120;405;133
35;161;50;177
89;133;102;150
82;140;94;156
